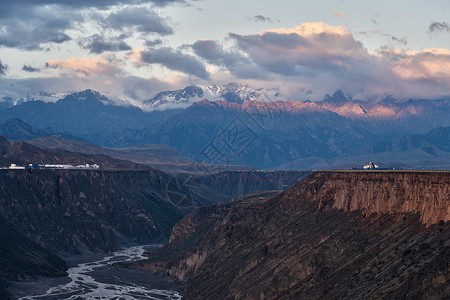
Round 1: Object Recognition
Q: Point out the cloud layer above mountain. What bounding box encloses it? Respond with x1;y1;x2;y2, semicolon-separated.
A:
190;23;450;100
1;0;450;102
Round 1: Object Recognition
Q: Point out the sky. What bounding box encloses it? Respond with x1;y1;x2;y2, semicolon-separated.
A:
1;0;450;102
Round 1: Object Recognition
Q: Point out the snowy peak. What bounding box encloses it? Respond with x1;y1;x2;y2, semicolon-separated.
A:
59;89;115;106
3;92;71;107
144;83;283;111
0;90;130;108
322;89;349;106
204;83;280;104
144;85;204;110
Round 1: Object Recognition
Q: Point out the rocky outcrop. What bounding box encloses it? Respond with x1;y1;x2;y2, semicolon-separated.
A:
0;217;67;299
0;169;195;254
280;171;449;226
121;171;450;299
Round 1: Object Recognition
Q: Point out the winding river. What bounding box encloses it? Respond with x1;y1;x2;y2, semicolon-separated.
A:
9;245;182;300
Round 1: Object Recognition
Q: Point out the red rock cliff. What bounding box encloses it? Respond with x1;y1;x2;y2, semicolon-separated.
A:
281;171;449;226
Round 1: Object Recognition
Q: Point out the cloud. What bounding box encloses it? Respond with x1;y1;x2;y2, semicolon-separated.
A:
429;21;450;33
105;6;173;35
1;0;185;12
252;15;279;23
0;5;78;50
191;22;450;101
46;56;124;77
391;35;407;45
332;11;347;18
145;39;163;47
192;39;264;79
228;22;368;76
0;60;7;76
22;65;41;72
0;2;175;51
380;48;450;81
138;47;210;79
79;34;132;54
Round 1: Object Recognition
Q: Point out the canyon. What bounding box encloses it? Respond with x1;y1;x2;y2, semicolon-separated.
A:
120;171;450;299
0;164;310;298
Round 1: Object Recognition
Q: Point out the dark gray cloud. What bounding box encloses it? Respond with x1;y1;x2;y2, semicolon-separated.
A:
192;39;264;79
22;65;41;72
193;40;232;63
105;7;173;35
429;21;450;33
252;15;279;23
0;5;77;50
0;1;175;50
391;35;407;45
0;0;184;13
0;60;7;76
79;34;132;54
140;47;209;79
145;39;163;47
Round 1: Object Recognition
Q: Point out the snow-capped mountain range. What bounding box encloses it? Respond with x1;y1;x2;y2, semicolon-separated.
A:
1;90;135;108
14;92;71;105
1;92;71;107
1;84;449;123
143;83;283;111
0;83;283;111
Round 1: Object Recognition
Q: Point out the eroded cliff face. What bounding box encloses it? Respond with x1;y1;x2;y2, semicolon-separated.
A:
0;169;189;254
121;171;450;300
281;171;449;226
0;217;67;298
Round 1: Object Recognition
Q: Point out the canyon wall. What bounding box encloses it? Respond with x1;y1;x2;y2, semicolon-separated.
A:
0;169;189;254
281;171;449;226
122;171;450;300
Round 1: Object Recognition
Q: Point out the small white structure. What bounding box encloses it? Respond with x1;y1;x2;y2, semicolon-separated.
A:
44;164;73;169
5;163;101;170
363;162;378;170
9;164;25;169
75;164;100;169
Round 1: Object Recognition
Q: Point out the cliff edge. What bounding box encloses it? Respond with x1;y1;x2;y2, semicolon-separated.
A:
120;171;450;300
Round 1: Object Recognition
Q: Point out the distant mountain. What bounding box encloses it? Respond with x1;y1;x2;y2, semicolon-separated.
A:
0;96;14;109
13;92;70;106
1;87;449;170
204;82;281;104
0;92;70;108
96;98;450;169
320;89;350;106
144;83;282;110
304;126;450;170
0;135;148;170
0;118;82;141
0;89;180;137
144;85;204;110
27;136;250;174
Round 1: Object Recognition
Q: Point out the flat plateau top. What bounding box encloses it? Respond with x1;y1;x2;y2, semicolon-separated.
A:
326;170;450;173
